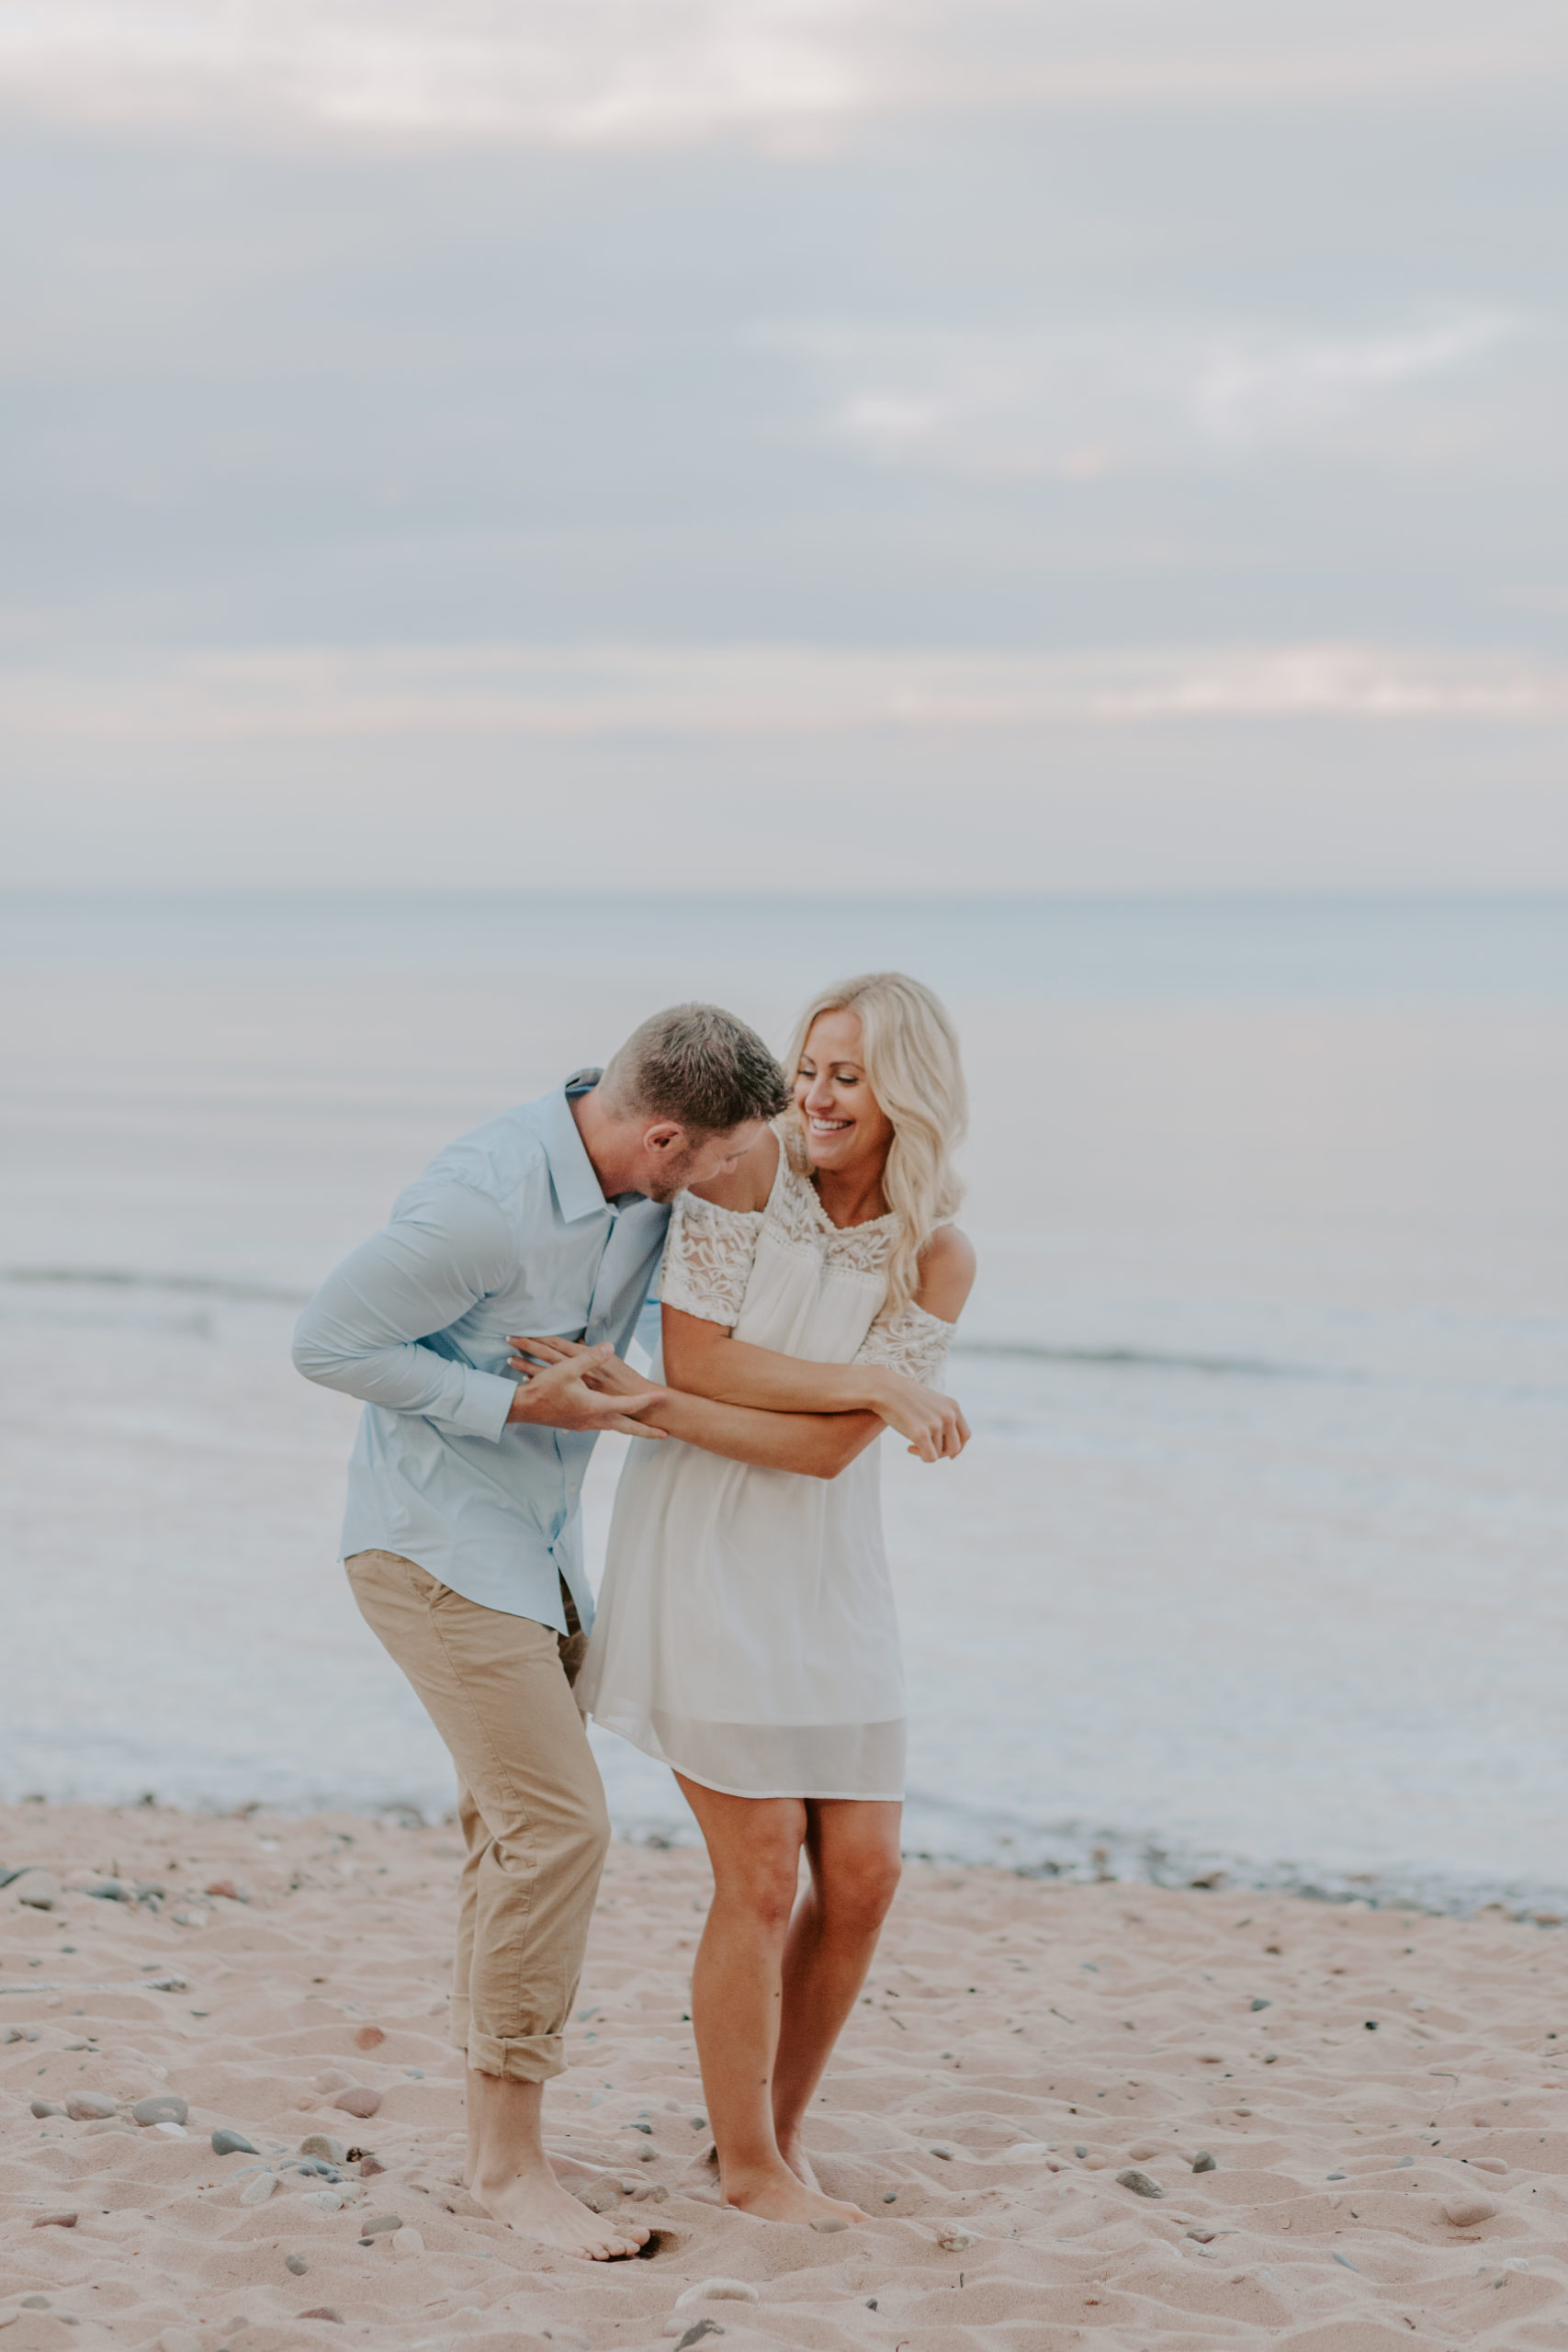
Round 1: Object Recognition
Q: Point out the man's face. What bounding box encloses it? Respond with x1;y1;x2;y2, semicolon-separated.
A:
642;1118;768;1204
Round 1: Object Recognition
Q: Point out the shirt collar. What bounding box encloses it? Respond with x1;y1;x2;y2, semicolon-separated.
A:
541;1069;614;1225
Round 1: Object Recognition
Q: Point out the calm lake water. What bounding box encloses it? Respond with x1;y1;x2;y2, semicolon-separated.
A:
2;891;1564;1913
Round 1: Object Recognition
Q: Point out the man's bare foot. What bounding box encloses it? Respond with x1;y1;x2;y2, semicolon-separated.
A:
472;2166;651;2257
720;2161;867;2226
775;2128;821;2191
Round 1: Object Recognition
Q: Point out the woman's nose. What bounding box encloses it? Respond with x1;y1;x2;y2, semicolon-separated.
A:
804;1081;836;1114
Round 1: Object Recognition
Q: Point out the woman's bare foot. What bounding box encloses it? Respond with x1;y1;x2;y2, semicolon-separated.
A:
774;2127;821;2191
720;2161;867;2226
471;2165;651;2258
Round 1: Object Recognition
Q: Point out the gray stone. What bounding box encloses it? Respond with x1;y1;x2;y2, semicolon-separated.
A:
131;2095;189;2127
1191;2151;1217;2173
358;2212;403;2237
285;2256;310;2277
1115;2168;1164;2199
1074;2143;1088;2158
211;2129;257;2155
299;2134;348;2165
1250;1997;1271;2012
240;2172;278;2205
674;2327;724;2352
810;2216;850;2233
674;2281;759;2308
17;1871;59;1910
64;2093;118;2120
31;2098;65;2119
86;1880;133;1903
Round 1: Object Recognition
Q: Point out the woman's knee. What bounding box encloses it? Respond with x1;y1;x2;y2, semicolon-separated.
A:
715;1838;805;1932
818;1849;901;1937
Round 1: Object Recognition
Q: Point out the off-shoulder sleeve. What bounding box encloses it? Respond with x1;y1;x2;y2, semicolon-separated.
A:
854;1300;955;1384
658;1189;765;1329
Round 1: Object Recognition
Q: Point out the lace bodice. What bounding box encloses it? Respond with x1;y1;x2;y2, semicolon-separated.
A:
659;1146;953;1383
853;1299;953;1384
659;1187;765;1326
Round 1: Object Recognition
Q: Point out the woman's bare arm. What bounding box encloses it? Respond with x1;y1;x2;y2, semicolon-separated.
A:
661;1223;977;1460
643;1386;885;1480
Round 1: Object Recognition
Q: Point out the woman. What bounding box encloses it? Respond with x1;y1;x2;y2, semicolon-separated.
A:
571;972;975;2224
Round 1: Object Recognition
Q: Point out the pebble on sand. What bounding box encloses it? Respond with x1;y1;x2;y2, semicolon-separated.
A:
359;2211;403;2237
299;2133;348;2164
1441;2189;1499;2228
390;2227;424;2259
211;2129;257;2155
334;2086;381;2119
15;1871;60;1909
286;2254;310;2275
1191;2150;1217;2172
299;2309;344;2324
131;2094;189;2127
674;2280;761;2308
1116;2169;1165;2198
31;2213;78;2229
30;2098;65;2119
64;2093;118;2120
354;2024;386;2050
240;2172;278;2204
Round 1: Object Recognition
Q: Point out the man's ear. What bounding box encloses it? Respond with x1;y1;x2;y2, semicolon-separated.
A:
642;1121;688;1158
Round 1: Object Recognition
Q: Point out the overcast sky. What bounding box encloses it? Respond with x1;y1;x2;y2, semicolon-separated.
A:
3;0;1565;890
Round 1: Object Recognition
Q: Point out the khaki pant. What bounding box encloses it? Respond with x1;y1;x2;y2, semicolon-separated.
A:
344;1549;609;2082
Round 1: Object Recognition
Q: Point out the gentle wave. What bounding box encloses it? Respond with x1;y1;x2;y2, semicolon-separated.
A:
5;1268;1330;1383
6;1268;1321;1383
2;1267;310;1306
953;1336;1317;1381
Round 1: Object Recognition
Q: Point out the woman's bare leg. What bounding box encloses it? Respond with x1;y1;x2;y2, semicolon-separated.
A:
773;1801;902;2188
675;1775;869;2224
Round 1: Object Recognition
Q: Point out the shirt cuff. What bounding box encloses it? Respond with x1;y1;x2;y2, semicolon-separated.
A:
448;1366;516;1443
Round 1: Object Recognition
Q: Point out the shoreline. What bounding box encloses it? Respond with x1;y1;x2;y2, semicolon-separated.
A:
4;1801;1565;2349
6;1788;1563;1932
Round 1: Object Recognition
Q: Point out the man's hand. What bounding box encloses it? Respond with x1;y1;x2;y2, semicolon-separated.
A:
504;1339;668;1440
865;1370;970;1462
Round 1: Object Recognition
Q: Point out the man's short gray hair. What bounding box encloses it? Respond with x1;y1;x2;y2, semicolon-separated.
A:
602;1002;789;1136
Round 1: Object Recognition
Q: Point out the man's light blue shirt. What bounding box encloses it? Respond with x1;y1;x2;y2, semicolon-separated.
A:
291;1072;668;1634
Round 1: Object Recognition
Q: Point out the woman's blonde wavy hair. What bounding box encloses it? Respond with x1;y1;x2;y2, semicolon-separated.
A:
782;972;967;1316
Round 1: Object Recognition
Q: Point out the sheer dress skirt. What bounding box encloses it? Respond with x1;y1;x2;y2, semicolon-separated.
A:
578;1142;953;1803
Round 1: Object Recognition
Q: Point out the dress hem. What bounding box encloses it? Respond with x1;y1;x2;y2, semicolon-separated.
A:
589;1713;904;1804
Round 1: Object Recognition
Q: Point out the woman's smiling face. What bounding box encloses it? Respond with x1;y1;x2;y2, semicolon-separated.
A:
795;1009;895;1177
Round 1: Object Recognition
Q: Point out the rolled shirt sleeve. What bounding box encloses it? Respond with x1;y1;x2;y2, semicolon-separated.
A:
292;1180;519;1443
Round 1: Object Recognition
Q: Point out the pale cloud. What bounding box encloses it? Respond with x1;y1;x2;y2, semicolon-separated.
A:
5;641;1564;741
793;311;1520;480
0;0;1562;153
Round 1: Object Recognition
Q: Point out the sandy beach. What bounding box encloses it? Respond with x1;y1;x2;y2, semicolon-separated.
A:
2;1805;1564;2351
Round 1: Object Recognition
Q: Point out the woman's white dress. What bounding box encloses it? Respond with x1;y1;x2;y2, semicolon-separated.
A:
578;1140;953;1801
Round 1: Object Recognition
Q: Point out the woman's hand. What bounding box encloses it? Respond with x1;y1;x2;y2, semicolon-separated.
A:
865;1371;970;1463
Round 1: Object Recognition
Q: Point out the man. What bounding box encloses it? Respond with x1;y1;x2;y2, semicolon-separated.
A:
292;1003;872;2259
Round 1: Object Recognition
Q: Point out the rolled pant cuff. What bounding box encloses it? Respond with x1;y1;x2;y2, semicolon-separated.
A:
467;2028;567;2083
